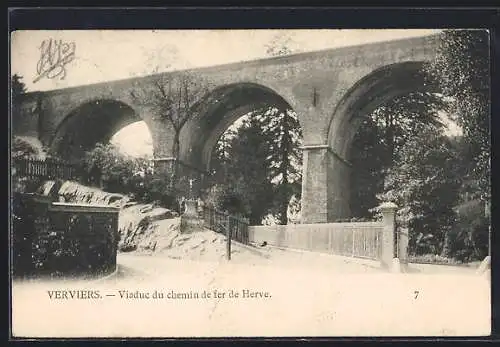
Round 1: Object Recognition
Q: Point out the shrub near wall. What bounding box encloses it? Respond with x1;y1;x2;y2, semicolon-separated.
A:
12;193;119;279
11;192;37;277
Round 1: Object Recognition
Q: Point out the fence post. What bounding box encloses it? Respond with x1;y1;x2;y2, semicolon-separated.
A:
327;229;332;253
226;213;231;261
398;226;409;269
351;228;356;257
379;202;397;270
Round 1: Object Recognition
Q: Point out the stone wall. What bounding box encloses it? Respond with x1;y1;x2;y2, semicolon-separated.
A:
12;193;119;279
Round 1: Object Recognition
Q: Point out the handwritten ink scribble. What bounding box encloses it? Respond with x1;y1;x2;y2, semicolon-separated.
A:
33;39;76;83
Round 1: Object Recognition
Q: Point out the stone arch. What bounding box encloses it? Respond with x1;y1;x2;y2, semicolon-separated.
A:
301;61;441;223
49;99;149;162
327;61;437;161
179;82;300;172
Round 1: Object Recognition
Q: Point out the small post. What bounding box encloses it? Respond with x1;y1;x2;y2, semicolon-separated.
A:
352;229;356;257
226;213;231;261
379;202;398;270
398;226;409;269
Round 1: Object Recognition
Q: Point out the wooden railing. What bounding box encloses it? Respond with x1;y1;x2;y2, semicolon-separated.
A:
202;206;250;253
13;157;81;181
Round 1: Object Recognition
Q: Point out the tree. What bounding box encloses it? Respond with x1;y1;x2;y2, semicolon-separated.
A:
260;107;303;224
11;74;27;100
265;32;300;57
130;71;212;183
425;29;490;202
368;92;446;168
210;106;303;225
223;116;275;224
208;33;305;224
11;74;27;121
349;116;386;218
129;45;212;183
210;127;237;182
377;125;463;257
261;33;304;224
350;91;447;218
130;72;209;160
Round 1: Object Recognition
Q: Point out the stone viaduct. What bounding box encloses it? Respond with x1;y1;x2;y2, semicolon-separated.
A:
13;34;440;224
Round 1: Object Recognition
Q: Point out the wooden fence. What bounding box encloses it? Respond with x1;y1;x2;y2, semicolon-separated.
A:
201;206;249;260
249;222;384;261
13;157;81;181
202;206;250;245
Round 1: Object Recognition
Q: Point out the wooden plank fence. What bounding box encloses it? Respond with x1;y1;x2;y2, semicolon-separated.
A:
249;222;383;261
13;158;81;181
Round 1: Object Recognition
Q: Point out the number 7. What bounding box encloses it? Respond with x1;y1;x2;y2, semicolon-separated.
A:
414;290;419;299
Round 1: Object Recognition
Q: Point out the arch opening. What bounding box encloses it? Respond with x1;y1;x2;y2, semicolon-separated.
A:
50;99;149;162
110;121;153;158
305;61;455;223
327;62;456;221
328;61;439;160
180;82;296;172
181;82;304;225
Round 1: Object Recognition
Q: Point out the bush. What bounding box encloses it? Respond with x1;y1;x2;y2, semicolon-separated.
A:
12;136;48;159
447;213;489;262
82;143;138;193
81;143;179;208
139;175;177;209
206;184;250;216
407;253;462;265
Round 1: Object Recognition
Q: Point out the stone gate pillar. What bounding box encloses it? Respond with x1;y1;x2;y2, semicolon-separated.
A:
301;145;351;224
379;202;397;269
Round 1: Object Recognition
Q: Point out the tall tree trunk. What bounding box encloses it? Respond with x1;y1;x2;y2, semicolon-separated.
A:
170;131;181;186
440;229;450;257
172;131;180;159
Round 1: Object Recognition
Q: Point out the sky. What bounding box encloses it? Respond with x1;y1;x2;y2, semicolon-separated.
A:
11;29;440;93
11;29;450;156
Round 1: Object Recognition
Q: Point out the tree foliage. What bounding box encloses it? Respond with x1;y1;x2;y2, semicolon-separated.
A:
265;32;300;57
11;74;27;101
261;107;303;224
11;74;27;121
210;116;275;224
425;29;490;201
81;143;179;208
377;126;463;257
350;91;447;218
210;106;303;225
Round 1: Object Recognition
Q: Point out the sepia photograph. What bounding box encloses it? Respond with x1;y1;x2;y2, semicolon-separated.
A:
10;27;491;338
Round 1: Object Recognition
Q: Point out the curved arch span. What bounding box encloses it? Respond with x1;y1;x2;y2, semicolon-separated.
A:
327;61;439;160
179;82;299;172
49;99;145;162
